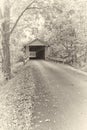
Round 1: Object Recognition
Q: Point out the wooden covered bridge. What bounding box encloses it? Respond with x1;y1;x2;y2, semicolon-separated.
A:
24;39;50;60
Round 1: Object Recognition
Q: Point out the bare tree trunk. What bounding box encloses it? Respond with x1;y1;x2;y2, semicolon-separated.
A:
1;0;11;80
1;0;36;80
0;49;4;72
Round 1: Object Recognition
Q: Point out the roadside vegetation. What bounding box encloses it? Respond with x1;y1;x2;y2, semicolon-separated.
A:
0;62;35;130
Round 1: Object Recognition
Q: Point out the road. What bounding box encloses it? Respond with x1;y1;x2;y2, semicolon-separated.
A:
30;60;87;130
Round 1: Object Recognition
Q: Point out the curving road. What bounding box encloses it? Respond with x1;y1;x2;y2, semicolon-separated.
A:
30;60;87;130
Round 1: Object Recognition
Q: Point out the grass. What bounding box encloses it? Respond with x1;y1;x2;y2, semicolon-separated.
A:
0;62;35;130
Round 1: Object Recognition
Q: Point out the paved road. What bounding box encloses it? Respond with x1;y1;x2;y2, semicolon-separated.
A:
30;60;87;130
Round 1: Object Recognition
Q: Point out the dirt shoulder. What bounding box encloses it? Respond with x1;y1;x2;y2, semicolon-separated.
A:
0;62;35;130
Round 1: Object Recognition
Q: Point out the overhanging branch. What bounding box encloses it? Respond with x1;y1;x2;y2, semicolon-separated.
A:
10;0;36;35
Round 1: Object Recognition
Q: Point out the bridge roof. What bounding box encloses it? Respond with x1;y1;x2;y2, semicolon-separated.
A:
25;39;49;47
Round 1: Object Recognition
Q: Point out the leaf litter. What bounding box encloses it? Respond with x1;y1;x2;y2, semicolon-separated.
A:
0;62;35;130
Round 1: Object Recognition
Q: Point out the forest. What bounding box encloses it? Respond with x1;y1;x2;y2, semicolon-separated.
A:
0;1;87;129
0;0;87;80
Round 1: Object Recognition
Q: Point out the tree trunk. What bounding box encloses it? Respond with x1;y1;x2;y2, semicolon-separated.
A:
1;0;11;80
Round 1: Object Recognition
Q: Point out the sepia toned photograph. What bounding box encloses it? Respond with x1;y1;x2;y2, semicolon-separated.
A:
0;0;87;129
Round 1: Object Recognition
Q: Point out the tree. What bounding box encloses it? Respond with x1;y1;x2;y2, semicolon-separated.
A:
1;0;11;80
0;0;36;80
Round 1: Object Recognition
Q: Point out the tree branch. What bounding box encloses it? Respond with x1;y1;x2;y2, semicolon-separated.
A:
10;0;36;35
28;7;41;9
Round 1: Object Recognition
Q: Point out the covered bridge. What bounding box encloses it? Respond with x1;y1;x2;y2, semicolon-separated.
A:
23;39;50;60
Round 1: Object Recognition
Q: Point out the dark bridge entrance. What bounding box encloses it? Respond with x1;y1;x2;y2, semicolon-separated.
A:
29;46;45;59
24;39;49;60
